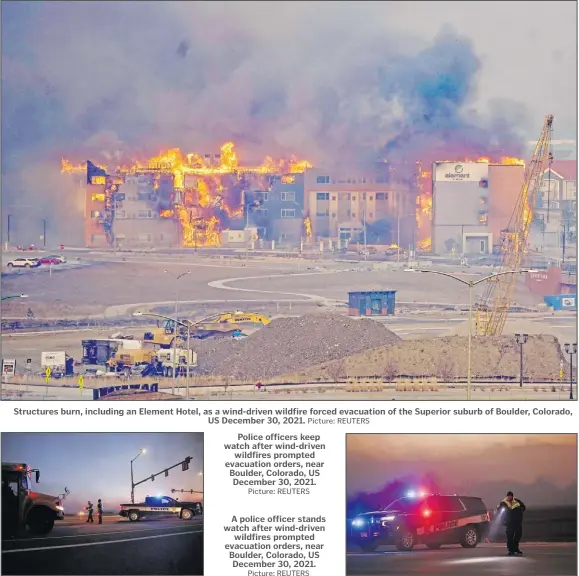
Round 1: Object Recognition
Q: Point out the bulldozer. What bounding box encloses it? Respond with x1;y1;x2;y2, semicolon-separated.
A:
143;311;271;348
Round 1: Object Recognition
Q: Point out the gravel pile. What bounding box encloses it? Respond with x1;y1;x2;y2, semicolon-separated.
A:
288;334;568;382
195;312;401;380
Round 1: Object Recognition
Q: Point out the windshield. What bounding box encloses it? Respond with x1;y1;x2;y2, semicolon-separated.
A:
383;498;421;513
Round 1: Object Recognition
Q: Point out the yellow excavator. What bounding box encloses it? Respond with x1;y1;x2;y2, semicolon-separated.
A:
143;311;271;347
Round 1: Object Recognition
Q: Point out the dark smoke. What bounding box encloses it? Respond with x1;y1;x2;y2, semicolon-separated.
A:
2;3;531;243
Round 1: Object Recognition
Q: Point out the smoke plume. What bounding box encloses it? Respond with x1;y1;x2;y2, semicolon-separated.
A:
2;2;530;240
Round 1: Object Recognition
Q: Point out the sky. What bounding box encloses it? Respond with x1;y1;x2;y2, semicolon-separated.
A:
2;433;204;512
347;434;577;508
1;1;576;236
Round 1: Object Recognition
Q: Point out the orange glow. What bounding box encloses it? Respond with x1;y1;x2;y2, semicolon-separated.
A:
65;141;313;248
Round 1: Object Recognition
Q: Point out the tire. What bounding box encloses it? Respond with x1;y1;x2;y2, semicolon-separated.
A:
460;526;479;548
181;508;194;520
395;529;417;551
426;542;442;549
27;507;55;534
128;511;140;522
7;263;13;268
25;263;30;269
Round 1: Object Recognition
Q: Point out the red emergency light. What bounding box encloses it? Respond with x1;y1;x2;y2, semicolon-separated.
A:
421;508;432;518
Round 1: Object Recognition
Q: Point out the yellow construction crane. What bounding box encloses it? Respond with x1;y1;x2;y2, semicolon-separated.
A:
476;114;554;336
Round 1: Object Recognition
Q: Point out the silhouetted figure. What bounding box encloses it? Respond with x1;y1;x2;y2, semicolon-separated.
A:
97;499;103;524
86;501;94;523
497;491;526;556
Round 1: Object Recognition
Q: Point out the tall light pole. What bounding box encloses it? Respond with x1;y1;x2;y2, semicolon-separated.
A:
564;343;577;400
1;294;28;302
515;333;529;387
418;269;532;400
164;270;191;393
134;311;193;400
130;448;146;504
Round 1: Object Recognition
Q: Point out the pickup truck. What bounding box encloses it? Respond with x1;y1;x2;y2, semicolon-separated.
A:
119;495;203;522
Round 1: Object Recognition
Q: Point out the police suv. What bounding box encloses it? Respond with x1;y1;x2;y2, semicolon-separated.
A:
119;495;203;522
349;493;491;552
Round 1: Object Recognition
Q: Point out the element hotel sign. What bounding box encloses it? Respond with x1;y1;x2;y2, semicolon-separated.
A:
433;162;489;182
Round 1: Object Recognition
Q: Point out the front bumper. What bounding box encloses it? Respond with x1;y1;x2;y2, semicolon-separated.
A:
350;525;394;546
55;510;65;520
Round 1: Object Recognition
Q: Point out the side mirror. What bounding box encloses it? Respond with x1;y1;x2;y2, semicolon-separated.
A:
35;470;40;483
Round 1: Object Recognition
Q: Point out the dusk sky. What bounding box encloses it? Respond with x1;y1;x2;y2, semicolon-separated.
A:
2;433;204;512
347;434;577;507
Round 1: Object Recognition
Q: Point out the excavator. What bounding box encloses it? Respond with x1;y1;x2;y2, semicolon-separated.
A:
143;311;271;348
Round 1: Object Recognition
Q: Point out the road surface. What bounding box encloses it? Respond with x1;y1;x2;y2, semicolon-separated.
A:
346;542;577;575
2;517;203;575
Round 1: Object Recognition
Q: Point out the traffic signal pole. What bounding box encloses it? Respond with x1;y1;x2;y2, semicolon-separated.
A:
132;457;193;493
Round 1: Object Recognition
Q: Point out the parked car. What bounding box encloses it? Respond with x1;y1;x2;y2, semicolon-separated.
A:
39;255;67;265
6;258;41;269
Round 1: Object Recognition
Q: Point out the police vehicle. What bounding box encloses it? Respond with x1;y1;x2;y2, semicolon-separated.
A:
349;493;491;552
119;495;203;522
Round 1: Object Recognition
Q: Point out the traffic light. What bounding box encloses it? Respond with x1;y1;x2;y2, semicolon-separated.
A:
182;457;191;471
165;470;169;477
151;475;155;482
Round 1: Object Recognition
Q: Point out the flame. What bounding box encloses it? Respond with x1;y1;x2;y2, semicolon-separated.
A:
304;216;312;241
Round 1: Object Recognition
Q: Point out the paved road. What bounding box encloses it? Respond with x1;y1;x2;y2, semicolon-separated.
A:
346;542;577;575
2;517;203;575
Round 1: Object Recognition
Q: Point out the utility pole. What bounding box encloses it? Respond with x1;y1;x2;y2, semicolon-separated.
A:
7;214;12;244
362;200;367;261
42;218;47;248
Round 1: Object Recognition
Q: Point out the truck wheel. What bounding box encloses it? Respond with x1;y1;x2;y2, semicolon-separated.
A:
395;529;416;551
25;263;31;269
28;508;55;534
128;511;140;522
460;526;479;548
7;263;12;268
181;508;194;520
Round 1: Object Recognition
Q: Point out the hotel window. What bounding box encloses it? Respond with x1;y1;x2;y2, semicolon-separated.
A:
316;176;330;184
281;192;296;202
316;192;330;200
281;209;296;218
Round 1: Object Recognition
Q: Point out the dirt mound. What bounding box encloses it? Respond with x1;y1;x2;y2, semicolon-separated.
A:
195;312;401;380
281;334;568;382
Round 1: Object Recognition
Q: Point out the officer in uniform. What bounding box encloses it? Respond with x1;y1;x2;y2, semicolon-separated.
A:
86;501;94;523
97;499;103;524
496;491;526;555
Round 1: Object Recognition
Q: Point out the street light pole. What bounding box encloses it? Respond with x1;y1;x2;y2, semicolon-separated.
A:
130;449;146;504
419;269;532;400
564;343;577;400
1;294;28;302
164;270;191;394
515;333;529;387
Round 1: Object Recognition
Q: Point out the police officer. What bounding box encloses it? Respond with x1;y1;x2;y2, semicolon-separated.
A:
86;501;94;523
97;499;103;524
496;491;526;555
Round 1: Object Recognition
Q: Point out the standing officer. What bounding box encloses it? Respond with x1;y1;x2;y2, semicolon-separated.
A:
496;491;526;555
86;501;94;523
97;499;103;524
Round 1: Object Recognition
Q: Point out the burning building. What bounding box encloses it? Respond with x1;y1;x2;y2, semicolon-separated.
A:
64;143;313;249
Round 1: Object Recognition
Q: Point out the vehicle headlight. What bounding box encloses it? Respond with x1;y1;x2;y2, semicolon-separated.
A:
56;505;64;511
380;515;395;522
351;518;365;527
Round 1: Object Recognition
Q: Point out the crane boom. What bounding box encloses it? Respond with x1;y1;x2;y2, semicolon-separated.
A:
476;114;554;336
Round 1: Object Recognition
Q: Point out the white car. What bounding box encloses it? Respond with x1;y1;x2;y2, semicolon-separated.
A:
6;257;41;269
